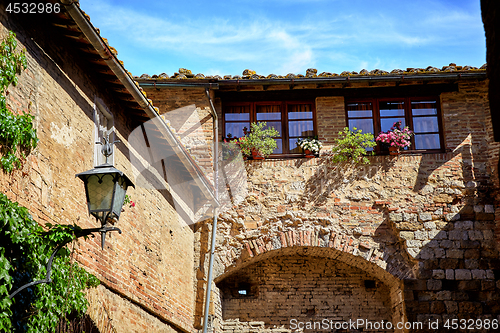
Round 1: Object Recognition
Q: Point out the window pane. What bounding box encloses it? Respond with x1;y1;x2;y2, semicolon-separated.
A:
289;120;314;137
257;113;281;121
288;104;313;119
413;116;439;133
289;139;302;153
348;119;373;134
412;101;437;115
381;118;405;132
380;101;404;117
257;105;281;121
415;134;440;150
225;122;250;138
259;121;282;135
347;102;373;118
225;105;250;121
273;139;282;154
348;110;373;118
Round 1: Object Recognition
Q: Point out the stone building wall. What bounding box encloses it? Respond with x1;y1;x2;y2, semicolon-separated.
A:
1;11;197;333
200;78;500;332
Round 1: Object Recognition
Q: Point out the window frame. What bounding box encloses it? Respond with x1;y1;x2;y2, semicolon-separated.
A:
345;96;444;154
222;100;317;157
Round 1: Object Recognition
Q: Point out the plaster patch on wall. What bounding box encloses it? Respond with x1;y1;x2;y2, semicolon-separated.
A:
50;122;75;147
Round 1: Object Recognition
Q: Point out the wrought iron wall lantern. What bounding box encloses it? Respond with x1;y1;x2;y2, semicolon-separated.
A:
9;137;134;299
76;162;134;249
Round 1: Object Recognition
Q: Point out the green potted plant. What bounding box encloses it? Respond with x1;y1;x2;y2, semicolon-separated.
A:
331;127;376;164
238;122;279;159
297;137;323;158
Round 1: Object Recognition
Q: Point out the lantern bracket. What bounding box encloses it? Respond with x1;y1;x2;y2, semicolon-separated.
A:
8;226;121;299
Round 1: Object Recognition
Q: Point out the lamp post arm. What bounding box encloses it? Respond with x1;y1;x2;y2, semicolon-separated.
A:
8;226;121;299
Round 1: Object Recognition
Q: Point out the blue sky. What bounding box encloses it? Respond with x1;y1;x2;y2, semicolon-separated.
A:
79;0;485;77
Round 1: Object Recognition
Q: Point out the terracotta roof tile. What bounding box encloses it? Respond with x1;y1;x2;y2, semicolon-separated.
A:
134;63;487;82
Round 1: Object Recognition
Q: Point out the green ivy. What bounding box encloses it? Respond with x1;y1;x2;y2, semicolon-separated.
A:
331;127;376;164
0;32;99;332
0;31;38;173
0;193;100;332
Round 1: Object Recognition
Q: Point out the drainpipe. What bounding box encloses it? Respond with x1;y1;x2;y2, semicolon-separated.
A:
202;88;219;333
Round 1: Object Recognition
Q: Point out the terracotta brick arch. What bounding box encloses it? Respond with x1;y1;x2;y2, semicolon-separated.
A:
214;225;416;283
214;242;410;331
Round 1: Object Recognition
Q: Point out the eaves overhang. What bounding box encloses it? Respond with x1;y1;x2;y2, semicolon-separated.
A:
43;0;219;207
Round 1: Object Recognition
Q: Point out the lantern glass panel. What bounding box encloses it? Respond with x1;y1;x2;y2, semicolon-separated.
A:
112;177;128;217
87;173;115;211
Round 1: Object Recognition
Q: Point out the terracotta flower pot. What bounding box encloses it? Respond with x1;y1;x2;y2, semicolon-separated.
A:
304;149;315;158
389;146;400;155
252;149;264;160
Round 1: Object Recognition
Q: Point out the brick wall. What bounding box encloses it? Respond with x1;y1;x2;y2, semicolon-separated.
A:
219;255;392;332
142;87;214;179
316;96;345;148
1;12;196;333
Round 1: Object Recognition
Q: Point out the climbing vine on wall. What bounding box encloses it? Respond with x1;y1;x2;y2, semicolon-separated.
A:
0;32;99;332
0;31;38;173
0;192;100;332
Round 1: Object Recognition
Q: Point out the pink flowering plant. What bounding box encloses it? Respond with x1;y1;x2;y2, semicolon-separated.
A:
124;194;135;208
375;121;413;149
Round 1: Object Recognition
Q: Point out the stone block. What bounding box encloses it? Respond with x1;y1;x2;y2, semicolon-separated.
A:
468;230;483;241
441;259;458;270
406;240;422;248
407;248;419;258
449;230;467;240
389;213;402;222
471;269;485;280
440;240;454;248
429;229;447;239
447;249;463;259
399;231;414;240
446;269;455;280
419;248;434;260
484;205;494;213
424;221;436;229
464;249;480;259
445;213;460;222
434;248;446;258
419;212;432;222
455;269;472;280
432;269;445;279
430;301;446;314
454;220;473;230
436;290;452;300
444;301;458;313
427;279;442;291
426;239;440;248
483;230;494;240
402;212;417;222
464;259;479;269
414;230;428;240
